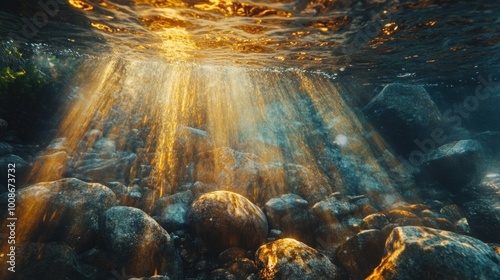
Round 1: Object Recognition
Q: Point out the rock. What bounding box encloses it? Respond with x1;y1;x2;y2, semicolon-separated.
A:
187;191;268;252
383;209;419;222
264;194;317;244
157;203;189;232
27;151;68;182
367;226;500;280
419;140;483;190
46;137;68;152
0;242;96;280
99;206;183;279
335;229;386;280
0;154;28;180
361;213;390;230
363;83;445;155
463;198;500;243
0;141;13;156
219;248;247;264
228;258;258;279
439;204;464;223
255;238;339;280
0;178;116;252
312;197;359;223
280;163;333;204
209;269;236;280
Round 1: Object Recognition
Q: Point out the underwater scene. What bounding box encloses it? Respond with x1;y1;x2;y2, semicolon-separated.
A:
0;0;499;279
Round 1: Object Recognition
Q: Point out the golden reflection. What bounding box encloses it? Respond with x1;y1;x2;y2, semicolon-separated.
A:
68;0;94;11
91;22;114;32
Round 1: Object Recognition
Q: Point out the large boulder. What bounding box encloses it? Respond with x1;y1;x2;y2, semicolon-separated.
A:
367;226;500;279
0;178;116;252
99;206;183;279
255;238;339;280
462;197;500;243
153;190;194;231
0;242;96;280
419;140;483;190
187;191;268;252
335;229;386;280
264;194;317;244
363;83;445;155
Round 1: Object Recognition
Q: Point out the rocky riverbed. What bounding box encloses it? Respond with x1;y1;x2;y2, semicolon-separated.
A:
1;79;499;280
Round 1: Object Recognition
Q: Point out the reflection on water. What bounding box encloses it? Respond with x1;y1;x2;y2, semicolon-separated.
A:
1;0;498;80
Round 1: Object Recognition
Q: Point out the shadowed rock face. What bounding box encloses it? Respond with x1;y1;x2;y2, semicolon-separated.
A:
100;206;183;279
187;191;268;252
255;238;339;280
367;226;500;280
0;178;116;252
419;139;483;190
363;83;445;156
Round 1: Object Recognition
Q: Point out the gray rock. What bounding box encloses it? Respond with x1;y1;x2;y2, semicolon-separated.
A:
335;229;386;280
0;154;28;180
154;190;194;231
361;213;390;230
255;238;339;280
463;198;500;243
363;83;445;155
0;141;13;156
264;194;317;244
187;191;268;252
0;178;116;252
100;206;183;279
312;197;359;223
0;242;96;280
420;140;483;190
367;226;500;280
28;151;68;182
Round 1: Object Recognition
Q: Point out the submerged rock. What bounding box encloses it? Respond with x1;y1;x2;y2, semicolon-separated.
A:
367;226;500;280
335;229;386;280
187;191;268;252
100;206;183;279
0;178;116;252
0;141;13;156
0;242;96;280
264;194;317;244
255;238;339;280
0;154;27;181
154;190;194;232
419;140;483;190
363;83;445;155
463;198;500;243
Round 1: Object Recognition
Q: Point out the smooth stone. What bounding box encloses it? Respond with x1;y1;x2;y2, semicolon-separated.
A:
187;191;268;252
367;226;500;280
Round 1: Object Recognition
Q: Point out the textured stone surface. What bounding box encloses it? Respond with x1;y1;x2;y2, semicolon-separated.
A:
187;191;268;252
100;206;183;279
367;226;500;280
256;238;339;280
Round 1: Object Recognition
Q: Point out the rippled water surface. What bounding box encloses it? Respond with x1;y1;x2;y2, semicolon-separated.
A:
1;0;499;82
